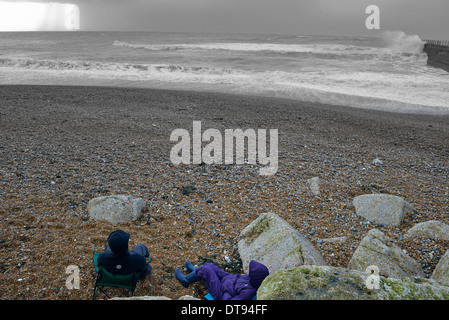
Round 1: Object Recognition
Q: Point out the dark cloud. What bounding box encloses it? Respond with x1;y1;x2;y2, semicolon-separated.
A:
1;0;448;38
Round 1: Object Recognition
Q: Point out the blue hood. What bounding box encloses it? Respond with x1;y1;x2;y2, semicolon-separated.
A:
107;230;130;255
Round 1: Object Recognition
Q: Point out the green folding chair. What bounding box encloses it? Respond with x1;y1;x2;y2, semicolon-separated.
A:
92;252;140;300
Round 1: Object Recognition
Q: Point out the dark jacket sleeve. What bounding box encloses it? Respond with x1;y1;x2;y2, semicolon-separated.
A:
128;252;147;274
97;245;116;271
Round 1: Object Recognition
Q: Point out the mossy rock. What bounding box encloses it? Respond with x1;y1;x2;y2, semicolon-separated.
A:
257;265;449;300
238;212;326;273
348;229;425;279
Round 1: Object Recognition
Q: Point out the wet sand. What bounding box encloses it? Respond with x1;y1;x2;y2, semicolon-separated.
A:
0;85;448;300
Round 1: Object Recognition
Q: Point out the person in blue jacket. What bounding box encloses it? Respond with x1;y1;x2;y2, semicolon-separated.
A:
98;230;151;280
175;260;269;300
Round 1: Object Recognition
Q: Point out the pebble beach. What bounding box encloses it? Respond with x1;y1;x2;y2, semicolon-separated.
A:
0;84;448;300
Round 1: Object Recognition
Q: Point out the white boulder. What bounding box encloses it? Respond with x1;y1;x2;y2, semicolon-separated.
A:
87;195;146;225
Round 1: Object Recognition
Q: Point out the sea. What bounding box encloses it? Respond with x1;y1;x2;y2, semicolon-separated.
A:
1;30;448;114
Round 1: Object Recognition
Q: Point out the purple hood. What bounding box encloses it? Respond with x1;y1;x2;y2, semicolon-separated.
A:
248;260;270;289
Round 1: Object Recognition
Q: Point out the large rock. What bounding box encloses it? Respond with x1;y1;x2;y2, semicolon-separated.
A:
87;195;146;225
348;229;424;279
257;265;449;300
405;220;449;241
353;194;413;227
237;212;326;274
432;250;449;286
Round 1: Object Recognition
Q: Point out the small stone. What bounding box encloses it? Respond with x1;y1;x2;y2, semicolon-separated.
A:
307;177;320;196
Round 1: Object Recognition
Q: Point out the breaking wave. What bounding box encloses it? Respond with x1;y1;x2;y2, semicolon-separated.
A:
113;36;426;60
112;40;378;55
0;56;235;75
380;30;425;54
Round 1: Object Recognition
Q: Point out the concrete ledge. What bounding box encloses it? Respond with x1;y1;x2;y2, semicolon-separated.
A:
424;43;449;72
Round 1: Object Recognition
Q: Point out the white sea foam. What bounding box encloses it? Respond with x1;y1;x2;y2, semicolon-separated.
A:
380;30;425;54
113;40;384;56
0;56;235;75
1;54;447;113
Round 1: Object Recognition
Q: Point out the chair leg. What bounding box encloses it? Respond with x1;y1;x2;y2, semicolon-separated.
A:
93;282;137;300
99;287;111;300
93;284;110;300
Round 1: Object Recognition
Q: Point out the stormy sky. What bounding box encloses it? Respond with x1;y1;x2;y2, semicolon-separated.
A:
1;0;448;39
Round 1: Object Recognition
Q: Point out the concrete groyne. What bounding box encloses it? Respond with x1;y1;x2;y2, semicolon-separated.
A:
423;40;449;72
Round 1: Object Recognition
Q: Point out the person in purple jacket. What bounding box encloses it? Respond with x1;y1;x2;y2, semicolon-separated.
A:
174;260;269;300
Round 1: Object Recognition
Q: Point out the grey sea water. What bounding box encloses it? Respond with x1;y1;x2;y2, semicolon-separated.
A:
1;30;448;113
